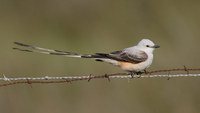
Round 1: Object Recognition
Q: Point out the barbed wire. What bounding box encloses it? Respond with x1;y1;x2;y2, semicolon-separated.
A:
1;67;200;87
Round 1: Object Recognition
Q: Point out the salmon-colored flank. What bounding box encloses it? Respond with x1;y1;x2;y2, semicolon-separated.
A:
118;61;137;70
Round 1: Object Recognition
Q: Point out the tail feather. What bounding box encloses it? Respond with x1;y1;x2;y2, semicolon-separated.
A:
13;47;63;56
13;42;120;65
14;42;73;54
95;53;108;57
13;42;108;59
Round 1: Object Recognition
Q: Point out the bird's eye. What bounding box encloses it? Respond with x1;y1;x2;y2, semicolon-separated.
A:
146;45;149;47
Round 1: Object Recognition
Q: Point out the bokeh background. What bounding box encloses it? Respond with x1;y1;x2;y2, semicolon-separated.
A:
0;0;200;113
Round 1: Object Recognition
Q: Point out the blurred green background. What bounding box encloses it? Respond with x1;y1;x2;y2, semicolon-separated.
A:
0;0;200;113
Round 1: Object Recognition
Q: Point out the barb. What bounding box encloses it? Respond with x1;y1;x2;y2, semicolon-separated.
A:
0;68;200;87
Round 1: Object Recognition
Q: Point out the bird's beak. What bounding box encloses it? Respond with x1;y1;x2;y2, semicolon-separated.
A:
153;45;160;48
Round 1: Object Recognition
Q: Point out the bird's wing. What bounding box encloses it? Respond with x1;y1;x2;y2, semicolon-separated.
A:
97;49;148;63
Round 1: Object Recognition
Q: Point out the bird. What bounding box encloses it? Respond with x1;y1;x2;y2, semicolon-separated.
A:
13;39;160;76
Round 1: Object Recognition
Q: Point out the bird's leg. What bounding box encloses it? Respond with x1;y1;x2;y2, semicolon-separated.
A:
144;69;148;74
129;71;134;78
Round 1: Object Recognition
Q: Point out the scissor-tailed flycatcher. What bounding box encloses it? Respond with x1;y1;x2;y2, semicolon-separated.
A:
13;39;159;75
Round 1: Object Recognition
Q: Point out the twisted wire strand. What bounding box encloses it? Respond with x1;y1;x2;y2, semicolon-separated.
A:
0;68;200;87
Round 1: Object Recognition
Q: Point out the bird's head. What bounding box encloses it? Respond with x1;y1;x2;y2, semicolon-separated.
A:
137;39;160;53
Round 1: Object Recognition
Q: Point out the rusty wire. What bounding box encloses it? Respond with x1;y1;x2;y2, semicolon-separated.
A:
0;67;200;87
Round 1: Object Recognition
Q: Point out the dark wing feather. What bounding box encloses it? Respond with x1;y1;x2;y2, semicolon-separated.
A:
117;52;147;63
97;50;148;63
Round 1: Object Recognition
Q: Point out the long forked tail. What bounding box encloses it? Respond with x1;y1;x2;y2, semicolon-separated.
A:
13;42;103;58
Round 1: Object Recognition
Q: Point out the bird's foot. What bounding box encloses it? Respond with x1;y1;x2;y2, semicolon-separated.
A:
129;72;134;78
136;71;144;78
144;69;148;74
131;72;134;78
